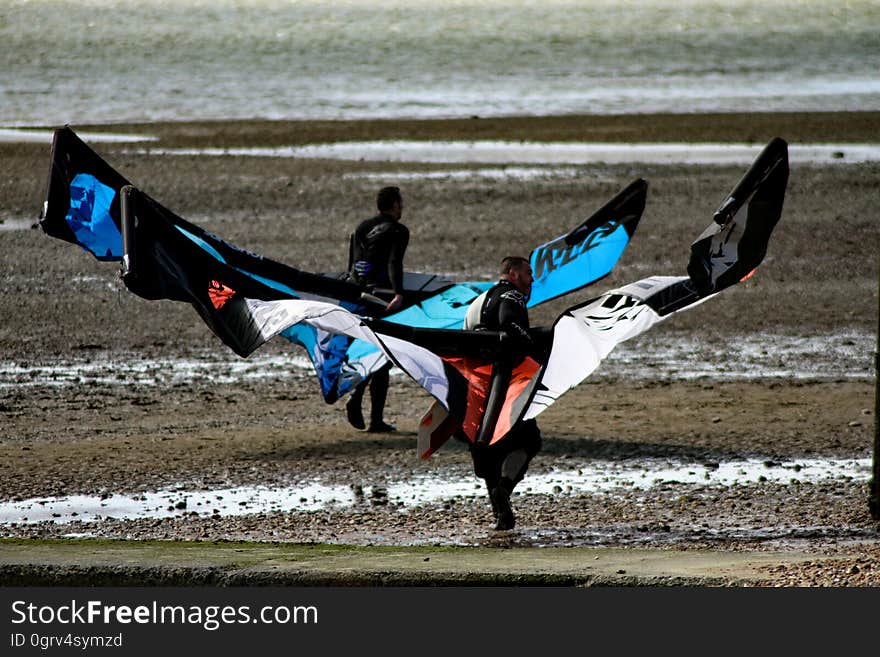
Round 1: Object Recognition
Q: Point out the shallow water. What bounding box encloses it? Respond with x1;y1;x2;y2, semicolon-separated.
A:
145;142;880;165
2;0;878;125
344;167;587;182
0;352;309;389
0;456;869;526
0;331;872;390
0;219;37;232
0;128;155;144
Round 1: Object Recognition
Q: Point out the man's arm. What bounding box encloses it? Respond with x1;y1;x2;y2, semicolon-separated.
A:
497;293;533;355
386;225;409;301
385;293;404;312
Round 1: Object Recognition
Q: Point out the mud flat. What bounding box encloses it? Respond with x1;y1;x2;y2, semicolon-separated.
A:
0;112;878;586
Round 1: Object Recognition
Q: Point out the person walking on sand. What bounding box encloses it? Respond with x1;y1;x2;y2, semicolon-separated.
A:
463;256;545;530
344;186;409;433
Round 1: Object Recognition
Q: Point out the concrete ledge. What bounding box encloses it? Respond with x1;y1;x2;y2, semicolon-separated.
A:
0;539;835;587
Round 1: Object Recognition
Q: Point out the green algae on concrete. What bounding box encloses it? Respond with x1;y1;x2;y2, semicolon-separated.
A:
0;538;832;587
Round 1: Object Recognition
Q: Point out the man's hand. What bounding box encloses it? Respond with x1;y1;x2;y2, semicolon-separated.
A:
385;294;404;312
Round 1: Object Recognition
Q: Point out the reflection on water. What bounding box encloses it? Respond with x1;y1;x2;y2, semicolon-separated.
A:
343;167;585;181
0;331;872;389
0;457;870;526
0;352;313;389
3;0;879;125
0;219;37;232
0;129;156;144
136;142;880;165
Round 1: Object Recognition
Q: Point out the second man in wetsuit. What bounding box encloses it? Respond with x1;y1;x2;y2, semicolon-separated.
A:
345;186;409;433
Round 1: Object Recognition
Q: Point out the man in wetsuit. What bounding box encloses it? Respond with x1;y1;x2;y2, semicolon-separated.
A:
345;186;410;433
463;256;544;530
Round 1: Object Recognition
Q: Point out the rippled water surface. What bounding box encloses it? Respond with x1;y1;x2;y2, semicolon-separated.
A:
2;0;878;125
0;456;869;525
141;142;880;165
0;331;872;389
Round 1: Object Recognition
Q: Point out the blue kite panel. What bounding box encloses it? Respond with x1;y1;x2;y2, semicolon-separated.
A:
386;282;491;329
281;324;365;401
528;222;630;307
66;174;121;260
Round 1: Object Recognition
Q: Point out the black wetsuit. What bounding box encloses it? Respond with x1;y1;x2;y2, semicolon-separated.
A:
345;212;409;431
348;212;409;298
466;279;543;529
467;279;533;361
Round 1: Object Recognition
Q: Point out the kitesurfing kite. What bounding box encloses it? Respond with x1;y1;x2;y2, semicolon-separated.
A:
115;137;790;457
40;127;645;402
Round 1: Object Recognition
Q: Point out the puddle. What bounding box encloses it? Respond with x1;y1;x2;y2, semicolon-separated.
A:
342;167;585;181
511;524;880;549
0;331;872;389
604;331;874;380
0;457;870;526
137;142;880;165
0;218;38;232
0;353;314;388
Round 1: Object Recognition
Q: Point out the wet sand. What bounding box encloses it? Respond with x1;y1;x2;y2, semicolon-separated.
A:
1;112;878;586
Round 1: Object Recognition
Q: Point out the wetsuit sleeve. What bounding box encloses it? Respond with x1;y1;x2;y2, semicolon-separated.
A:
387;225;409;295
497;294;533;359
527;326;553;364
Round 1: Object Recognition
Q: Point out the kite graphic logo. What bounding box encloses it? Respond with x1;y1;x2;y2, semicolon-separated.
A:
65;173;122;258
533;217;624;280
208;280;236;309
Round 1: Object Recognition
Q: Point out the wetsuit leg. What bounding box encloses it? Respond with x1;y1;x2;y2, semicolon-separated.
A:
470;438;514;530
470;420;541;530
345;377;369;430
470;442;502;485
499;419;542;493
368;362;392;428
488;420;541;530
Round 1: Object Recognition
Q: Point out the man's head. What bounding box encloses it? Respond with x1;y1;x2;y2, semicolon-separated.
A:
377;186;403;220
499;256;533;298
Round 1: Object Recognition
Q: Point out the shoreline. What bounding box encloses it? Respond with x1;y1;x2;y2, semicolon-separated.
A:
5;110;879;148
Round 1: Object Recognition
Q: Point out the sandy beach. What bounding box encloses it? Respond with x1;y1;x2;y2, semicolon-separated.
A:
1;111;878;586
